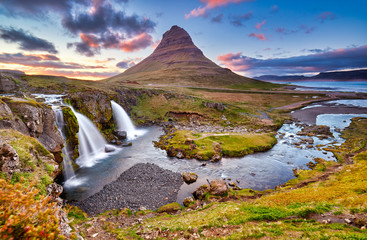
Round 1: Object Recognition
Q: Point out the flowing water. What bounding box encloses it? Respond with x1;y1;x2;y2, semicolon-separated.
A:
111;100;146;140
33;94;367;205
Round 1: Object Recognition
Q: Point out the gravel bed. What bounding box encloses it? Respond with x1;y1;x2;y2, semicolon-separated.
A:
71;163;183;216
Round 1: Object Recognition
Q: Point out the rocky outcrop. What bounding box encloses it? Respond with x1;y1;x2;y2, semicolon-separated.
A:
209;179;229;196
0;143;20;178
0;70;24;93
0;97;63;154
61;106;79;161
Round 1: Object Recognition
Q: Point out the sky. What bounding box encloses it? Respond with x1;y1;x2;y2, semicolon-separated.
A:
0;0;366;80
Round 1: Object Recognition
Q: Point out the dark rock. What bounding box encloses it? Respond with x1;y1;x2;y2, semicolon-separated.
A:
0;73;18;92
115;130;127;140
0;143;20;178
182;172;198;184
209;179;229;196
183;197;195;207
122;142;132;147
193;184;210;200
167;147;176;157
176;151;184;159
210;153;222;162
46;182;63;200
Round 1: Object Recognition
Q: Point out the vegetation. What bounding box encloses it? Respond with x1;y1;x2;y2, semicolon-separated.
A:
61;106;79;161
0;129;56;195
0;179;64;239
154;130;277;160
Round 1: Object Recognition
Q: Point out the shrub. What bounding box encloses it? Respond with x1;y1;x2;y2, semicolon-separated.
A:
0;179;64;239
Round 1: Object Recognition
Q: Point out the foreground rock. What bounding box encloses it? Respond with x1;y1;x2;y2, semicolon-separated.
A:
71;163;183;215
182;172;198;184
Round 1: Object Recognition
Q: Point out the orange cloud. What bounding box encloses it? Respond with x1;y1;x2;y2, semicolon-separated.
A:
217;52;242;62
255;20;266;30
80;33;100;48
249;33;266;40
120;33;153;52
185;0;252;19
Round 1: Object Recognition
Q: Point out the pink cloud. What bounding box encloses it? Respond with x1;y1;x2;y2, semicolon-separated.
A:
317;11;335;22
255;20;266;30
217;52;242;61
120;33;153;52
185;0;253;19
80;33;100;48
249;32;266;40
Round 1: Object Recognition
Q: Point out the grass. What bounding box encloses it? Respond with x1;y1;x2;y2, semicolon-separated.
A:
154;130;277;160
0;129;57;195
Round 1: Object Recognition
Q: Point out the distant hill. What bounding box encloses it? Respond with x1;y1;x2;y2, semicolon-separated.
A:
255;69;367;82
107;25;267;88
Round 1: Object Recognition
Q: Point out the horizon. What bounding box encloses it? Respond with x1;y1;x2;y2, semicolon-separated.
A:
1;0;367;80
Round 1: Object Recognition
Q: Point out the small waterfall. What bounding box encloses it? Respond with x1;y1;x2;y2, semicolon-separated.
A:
70;107;113;167
111;100;146;140
53;106;75;180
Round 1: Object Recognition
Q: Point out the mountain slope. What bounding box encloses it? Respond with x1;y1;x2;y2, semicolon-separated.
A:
107;26;265;88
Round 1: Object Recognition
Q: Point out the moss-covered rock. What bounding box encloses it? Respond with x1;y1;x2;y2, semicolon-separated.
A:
62;106;79;161
157;202;183;213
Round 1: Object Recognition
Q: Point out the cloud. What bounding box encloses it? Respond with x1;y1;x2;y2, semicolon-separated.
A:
0;52;103;69
211;14;223;23
185;0;253;19
317;11;336;23
229;11;253;27
1;0;156;56
275;25;315;35
217;45;367;76
0;26;58;53
116;59;136;69
299;25;315;34
255;20;266;30
249;32;266;40
120;33;153;52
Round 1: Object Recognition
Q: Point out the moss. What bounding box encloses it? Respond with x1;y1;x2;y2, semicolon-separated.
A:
157;202;183;213
62;106;79;161
155;130;277;160
0;129;56;195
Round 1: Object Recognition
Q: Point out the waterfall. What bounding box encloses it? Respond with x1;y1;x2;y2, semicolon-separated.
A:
70;107;115;167
111;100;146;140
53;106;75;180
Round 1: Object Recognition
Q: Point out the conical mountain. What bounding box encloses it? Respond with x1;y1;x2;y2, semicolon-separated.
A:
107;25;263;87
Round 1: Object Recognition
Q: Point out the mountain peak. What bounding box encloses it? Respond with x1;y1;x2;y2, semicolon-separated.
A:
107;25;260;87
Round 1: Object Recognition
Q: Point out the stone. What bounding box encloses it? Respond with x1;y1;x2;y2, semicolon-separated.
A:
122;142;133;147
193;184;210;200
182;172;198;184
209;179;229;196
105;145;115;153
0;143;20;178
46;182;63;200
183;197;195;207
176;151;184;159
115;130;127;140
210;153;221;162
185;138;194;145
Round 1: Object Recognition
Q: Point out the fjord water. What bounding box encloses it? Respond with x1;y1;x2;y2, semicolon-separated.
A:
288;81;367;92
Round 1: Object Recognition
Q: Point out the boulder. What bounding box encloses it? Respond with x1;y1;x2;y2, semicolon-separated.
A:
183;197;195;207
210;153;222;162
46;182;63;200
115;130;127;140
193;184;210;200
176;151;184;159
182;172;198;184
209;179;229;196
0;143;20;178
105;145;115;153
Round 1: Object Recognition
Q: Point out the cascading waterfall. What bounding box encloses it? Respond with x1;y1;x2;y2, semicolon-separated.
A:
70;107;115;168
111;100;146;140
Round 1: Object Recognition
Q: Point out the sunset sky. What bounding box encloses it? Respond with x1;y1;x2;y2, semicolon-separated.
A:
0;0;366;80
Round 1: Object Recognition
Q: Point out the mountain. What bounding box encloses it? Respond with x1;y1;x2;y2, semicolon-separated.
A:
107;25;264;87
255;69;367;82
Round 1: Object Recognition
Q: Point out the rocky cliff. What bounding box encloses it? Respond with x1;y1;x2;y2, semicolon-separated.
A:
0;97;64;156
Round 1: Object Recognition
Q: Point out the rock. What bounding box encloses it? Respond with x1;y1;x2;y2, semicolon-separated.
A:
210;153;222;162
345;219;352;224
122;142;133;147
193;184;210;200
157;202;183;213
182;172;198;184
167;147;176;157
0;143;20;178
46;182;63;200
183;197;195;207
115;130;127;140
185;138;194;145
209;179;229;196
176;151;184;159
203;102;224;111
105;145;115;153
0;73;18;92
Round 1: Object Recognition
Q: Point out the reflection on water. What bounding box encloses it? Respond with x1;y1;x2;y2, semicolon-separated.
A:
63;119;347;203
